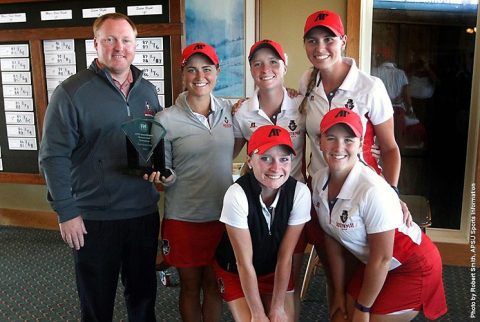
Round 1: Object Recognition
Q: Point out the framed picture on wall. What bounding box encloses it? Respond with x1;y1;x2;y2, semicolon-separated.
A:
185;0;256;98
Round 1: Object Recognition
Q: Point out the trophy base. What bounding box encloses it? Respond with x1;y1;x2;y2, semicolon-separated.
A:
123;167;172;177
123;167;155;176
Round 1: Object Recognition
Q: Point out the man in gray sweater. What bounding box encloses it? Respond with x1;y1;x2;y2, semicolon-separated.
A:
39;13;161;321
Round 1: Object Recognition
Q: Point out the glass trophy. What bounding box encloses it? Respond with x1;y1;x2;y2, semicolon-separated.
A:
121;105;171;177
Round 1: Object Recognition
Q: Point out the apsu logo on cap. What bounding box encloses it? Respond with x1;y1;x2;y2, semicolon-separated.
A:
268;128;281;137
315;12;329;21
335;109;350;118
194;43;205;51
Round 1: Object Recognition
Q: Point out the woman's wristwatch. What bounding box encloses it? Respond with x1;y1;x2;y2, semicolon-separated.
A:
355;300;371;313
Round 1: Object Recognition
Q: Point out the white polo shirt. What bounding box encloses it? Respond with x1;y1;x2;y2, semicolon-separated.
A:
233;87;306;182
311;162;422;270
371;62;409;108
220;180;311;230
299;57;393;176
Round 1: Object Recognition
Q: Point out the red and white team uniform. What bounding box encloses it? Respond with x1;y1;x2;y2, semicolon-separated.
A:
299;57;392;176
233;87;306;182
311;162;447;319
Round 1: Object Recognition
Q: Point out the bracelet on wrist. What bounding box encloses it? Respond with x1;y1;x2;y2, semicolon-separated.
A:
354;300;371;313
390;185;400;196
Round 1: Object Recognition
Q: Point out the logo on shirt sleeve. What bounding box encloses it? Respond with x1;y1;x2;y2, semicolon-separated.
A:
344;98;355;110
288;120;297;131
340;210;348;223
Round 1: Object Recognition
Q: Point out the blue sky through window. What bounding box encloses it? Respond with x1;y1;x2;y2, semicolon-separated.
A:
374;0;478;12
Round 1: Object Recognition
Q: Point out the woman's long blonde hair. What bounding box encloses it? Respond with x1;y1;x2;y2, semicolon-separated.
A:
298;67;319;114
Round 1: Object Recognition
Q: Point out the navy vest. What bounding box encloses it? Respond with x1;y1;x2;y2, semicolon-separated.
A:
215;172;297;276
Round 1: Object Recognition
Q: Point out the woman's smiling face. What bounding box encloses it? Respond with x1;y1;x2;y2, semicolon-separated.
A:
320;123;362;174
248;145;292;191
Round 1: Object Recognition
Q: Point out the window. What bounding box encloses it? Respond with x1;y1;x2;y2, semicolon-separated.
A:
369;0;478;232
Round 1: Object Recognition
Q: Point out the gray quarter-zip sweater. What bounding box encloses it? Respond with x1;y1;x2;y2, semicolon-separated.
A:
156;92;234;222
39;60;161;223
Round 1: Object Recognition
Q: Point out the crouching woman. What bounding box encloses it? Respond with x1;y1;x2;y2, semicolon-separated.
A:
312;108;447;321
214;125;311;322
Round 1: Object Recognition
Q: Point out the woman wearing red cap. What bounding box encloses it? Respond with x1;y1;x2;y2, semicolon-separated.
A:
233;39;306;183
311;108;447;322
298;9;412;287
299;9;401;183
299;9;409;216
214;125;311;322
232;39;308;320
149;42;234;322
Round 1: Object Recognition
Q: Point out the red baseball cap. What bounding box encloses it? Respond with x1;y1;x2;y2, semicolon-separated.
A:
248;39;287;64
304;10;345;37
181;42;219;67
320;108;363;137
248;125;296;156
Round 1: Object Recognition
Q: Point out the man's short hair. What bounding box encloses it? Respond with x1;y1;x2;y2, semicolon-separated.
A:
93;13;138;37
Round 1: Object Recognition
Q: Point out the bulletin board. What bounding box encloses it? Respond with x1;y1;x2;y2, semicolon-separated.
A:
0;0;183;184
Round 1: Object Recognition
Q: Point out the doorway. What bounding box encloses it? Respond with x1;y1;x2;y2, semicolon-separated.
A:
370;0;478;229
